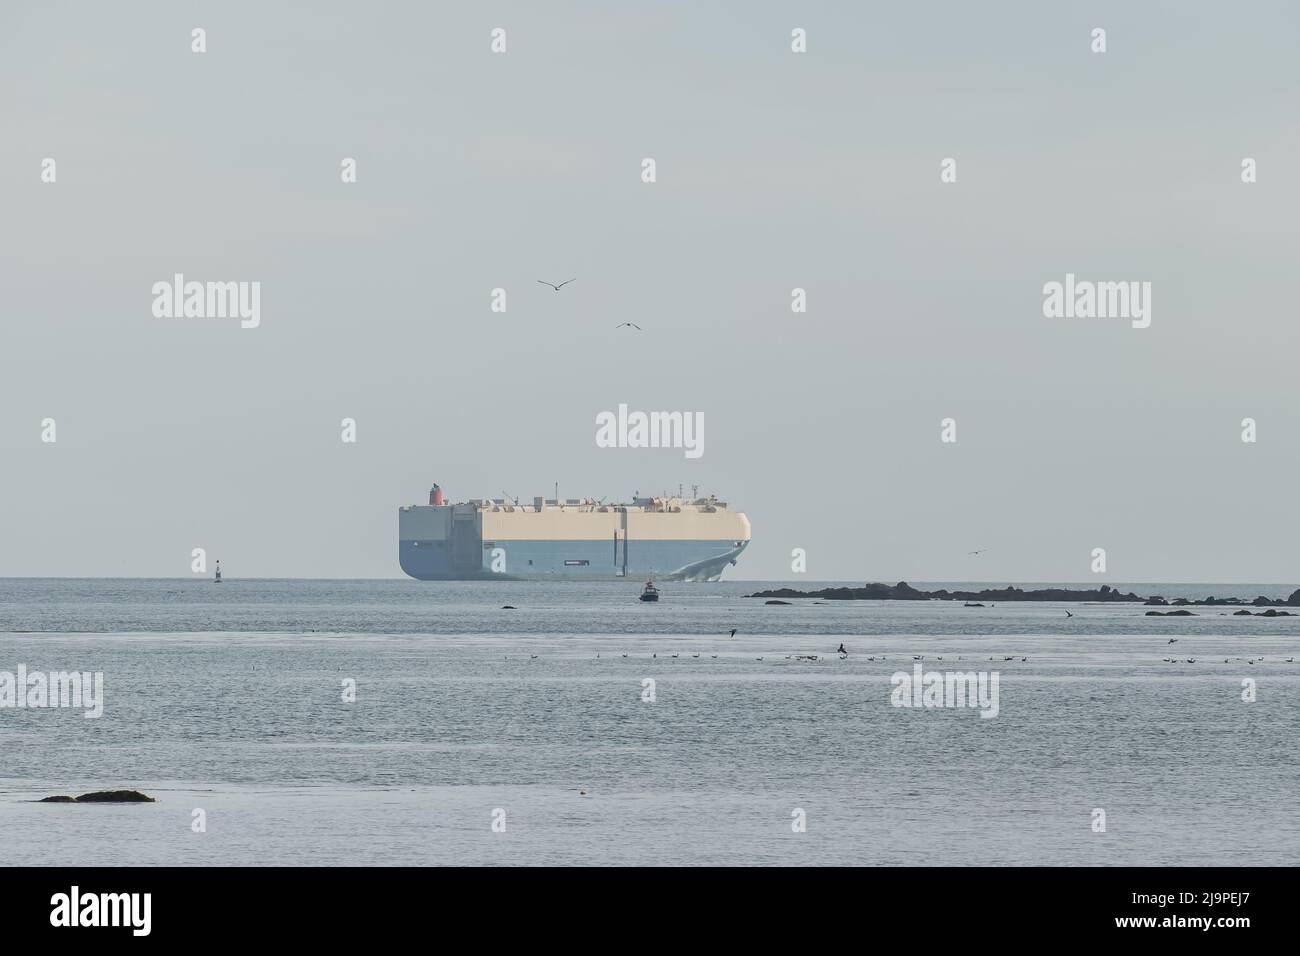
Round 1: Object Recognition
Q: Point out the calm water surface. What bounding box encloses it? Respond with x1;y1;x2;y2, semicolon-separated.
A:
2;579;1297;865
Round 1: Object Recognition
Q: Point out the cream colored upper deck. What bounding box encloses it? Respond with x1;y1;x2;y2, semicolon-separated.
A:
475;495;751;542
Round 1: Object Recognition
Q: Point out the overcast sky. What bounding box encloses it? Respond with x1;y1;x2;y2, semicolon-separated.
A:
2;1;1298;582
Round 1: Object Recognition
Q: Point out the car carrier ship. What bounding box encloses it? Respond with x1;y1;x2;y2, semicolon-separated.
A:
399;483;751;581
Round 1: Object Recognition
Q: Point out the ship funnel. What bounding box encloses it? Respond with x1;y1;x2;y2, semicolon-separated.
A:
430;483;445;506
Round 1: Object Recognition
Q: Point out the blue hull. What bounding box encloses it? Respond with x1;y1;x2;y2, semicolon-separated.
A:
399;537;748;581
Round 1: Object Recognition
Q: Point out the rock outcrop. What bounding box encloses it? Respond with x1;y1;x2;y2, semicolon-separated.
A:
40;790;155;803
748;582;1300;606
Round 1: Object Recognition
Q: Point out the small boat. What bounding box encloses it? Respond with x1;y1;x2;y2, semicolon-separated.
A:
639;580;660;602
214;560;222;584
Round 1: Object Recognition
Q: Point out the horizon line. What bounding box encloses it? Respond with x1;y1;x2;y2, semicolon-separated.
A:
1;576;1297;587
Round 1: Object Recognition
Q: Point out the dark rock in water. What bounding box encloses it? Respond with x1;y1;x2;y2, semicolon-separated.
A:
1146;610;1196;616
1260;608;1295;617
1233;609;1254;616
748;581;1147;603
500;605;516;609
963;602;985;607
748;582;1300;607
76;790;155;802
765;600;791;605
41;790;155;803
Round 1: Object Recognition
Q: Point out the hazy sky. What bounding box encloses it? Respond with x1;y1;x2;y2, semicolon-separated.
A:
3;1;1299;581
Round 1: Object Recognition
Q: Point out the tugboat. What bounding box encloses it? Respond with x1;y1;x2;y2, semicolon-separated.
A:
639;580;660;602
214;560;222;584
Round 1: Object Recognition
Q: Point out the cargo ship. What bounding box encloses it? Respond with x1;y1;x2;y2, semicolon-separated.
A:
399;484;750;581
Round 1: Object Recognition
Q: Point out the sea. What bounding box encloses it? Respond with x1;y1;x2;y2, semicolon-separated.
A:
2;578;1298;866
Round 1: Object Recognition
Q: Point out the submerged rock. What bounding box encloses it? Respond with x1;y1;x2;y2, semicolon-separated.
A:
40;790;155;803
764;599;791;605
1145;610;1196;616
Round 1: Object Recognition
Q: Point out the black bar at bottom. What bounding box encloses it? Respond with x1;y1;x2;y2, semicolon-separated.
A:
0;866;1288;942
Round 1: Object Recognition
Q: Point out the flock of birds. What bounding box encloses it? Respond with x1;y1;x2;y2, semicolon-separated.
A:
510;646;1295;665
1156;638;1292;663
536;278;644;331
1161;657;1292;664
506;592;1295;665
509;644;1041;663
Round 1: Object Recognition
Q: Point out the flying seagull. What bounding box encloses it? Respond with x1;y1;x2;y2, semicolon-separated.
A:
537;278;576;291
968;549;988;555
615;322;642;330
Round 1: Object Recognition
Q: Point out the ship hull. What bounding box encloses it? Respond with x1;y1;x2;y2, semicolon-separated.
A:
399;537;749;581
